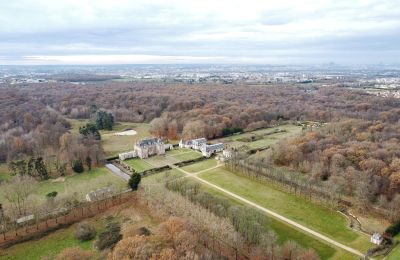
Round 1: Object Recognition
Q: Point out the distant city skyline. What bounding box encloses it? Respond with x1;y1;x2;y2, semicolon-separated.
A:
1;0;399;65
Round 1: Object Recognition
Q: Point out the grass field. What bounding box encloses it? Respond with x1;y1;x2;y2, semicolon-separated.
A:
0;167;127;207
0;163;11;182
216;124;302;150
0;224;93;260
194;180;355;260
198;167;371;253
387;234;400;260
181;159;218;173
124;158;154;172
169;149;203;161
67;119;152;157
142;169;185;185
130;148;203;169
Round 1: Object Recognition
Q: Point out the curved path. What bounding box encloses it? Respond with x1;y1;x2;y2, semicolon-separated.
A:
173;164;366;258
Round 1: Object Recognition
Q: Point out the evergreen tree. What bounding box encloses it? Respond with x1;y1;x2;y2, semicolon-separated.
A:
85;156;92;171
79;123;101;140
128;173;141;191
72;159;84;173
35;157;49;180
95;111;114;130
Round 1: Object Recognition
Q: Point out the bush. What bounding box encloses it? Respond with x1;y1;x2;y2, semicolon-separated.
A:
96;221;122;250
56;247;94;260
72;160;84;173
75;222;96;241
385;219;400;237
128;173;141;191
46;191;58;198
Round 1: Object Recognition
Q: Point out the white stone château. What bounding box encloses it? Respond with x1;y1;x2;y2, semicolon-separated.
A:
119;137;172;161
134;137;166;159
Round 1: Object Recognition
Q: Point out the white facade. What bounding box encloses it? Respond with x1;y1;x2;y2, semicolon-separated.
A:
119;151;137;161
119;137;171;160
370;233;383;245
201;143;224;157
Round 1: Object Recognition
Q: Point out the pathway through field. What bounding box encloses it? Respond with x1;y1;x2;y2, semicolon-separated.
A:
109;159;366;258
171;162;366;258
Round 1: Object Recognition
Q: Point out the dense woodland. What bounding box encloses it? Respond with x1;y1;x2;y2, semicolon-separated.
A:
267;119;400;217
0;81;399;211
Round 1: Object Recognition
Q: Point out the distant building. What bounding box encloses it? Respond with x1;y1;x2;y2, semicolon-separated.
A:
179;139;193;148
86;187;114;202
134;137;166;159
222;149;233;159
119;151;137;161
201;143;224;157
16;214;35;225
119;137;172;160
370;233;383;245
192;138;207;150
179;138;207;150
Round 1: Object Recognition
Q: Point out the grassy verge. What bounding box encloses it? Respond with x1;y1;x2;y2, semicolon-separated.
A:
198;167;371;253
181;159;218;173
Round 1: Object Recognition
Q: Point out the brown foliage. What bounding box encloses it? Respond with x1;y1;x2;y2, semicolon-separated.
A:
55;247;94;260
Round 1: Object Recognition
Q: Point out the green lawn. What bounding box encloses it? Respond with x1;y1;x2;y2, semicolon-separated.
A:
0;163;11;182
0;167;127;207
124;158;154;172
139;148;204;168
67;118;152;157
142;169;185;185
181;159;218;173
196;182;355;260
387;235;400;260
170;150;203;161
216;124;303;150
0;225;93;260
198;167;371;253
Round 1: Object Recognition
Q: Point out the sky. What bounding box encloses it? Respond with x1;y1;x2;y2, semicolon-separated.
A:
0;0;399;65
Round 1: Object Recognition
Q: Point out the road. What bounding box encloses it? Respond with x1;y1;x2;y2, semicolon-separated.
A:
106;163;130;181
173;164;366;258
108;160;365;258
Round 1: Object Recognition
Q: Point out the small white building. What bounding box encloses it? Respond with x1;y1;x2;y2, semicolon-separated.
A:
370;233;383;245
119;151;137;161
179;138;207;150
16;214;35;225
86;187;114;202
201;143;224;157
192;138;207;150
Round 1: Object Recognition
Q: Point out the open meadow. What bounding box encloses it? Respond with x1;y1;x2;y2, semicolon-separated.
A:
145;162;356;260
198;167;371;253
67;119;152;157
0;167;127;208
215;124;303;150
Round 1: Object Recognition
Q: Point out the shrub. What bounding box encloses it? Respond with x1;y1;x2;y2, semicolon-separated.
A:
46;191;58;198
96;221;122;250
128;173;141;191
55;247;94;260
72;160;84;173
75;222;96;241
385;219;400;237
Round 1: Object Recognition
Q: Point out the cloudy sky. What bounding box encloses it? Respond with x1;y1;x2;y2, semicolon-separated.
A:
0;0;399;65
